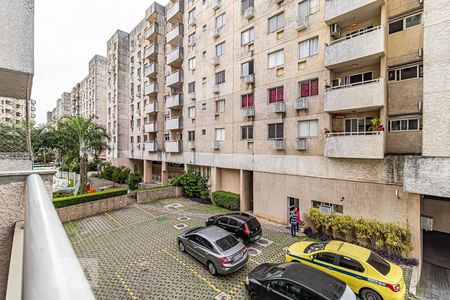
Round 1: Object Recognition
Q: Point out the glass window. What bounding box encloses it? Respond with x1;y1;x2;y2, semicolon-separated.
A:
188;130;195;141
389;116;421;131
188;81;195;93
188;8;196;21
268;13;284;33
215;99;225;113
299;37;319;59
338;256;364;272
241;93;254;107
268;123;284;139
215;235;239;251
241;60;254;77
241;0;254;14
188;57;196;70
215;128;225;141
241;27;255;45
367;252;391;276
388;64;423;81
389;19;403;34
299;119;318;138
299;78;319;97
315;252;337;265
304;242;329;253
188;106;196;119
389;12;422;34
405;13;422;28
241;126;254;140
229;218;239;227
270;281;301;299
216;42;225;57
188;32;196;45
215;70;226;84
268;49;284;68
268;86;284;103
400;66;417;80
215;13;226;28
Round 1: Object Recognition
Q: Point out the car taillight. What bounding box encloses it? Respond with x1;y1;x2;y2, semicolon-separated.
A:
243;246;248;254
387;283;401;292
220;257;230;264
244;223;250;235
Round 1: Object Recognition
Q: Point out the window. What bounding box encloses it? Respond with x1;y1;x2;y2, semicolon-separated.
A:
202;129;206;135
241;93;254;108
188;106;196;119
215;235;239;251
268;123;284;139
389;116;421;131
312;200;344;214
215;13;226;29
188;57;196;70
241;27;255;45
389;12;422;34
304;242;329;254
215;70;226;84
215;42;225;57
188;32;196;45
315;252;338;265
270;281;301;299
299;78;319;97
299;119;318;138
215;128;225;141
346;71;373;84
338;256;364;273
298;0;319;19
344;117;372;133
188;81;196;93
241;0;254;14
215;99;225;114
188;8;196;21
299;36;319;59
202;51;206;58
268;86;284;103
229;218;239;227
241;60;254;77
241;126;253;140
268;13;284;33
268;49;284;69
388;63;423;82
188;130;196;141
367;252;391;276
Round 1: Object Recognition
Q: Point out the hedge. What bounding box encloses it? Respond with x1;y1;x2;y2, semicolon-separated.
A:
211;191;240;211
53;188;128;209
52;189;74;198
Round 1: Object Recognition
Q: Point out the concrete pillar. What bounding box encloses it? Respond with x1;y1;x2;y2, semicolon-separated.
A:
240;170;253;212
143;160;153;184
161;161;169;185
210;167;221;192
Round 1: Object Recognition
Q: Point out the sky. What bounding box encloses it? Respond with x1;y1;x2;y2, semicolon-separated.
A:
33;0;170;124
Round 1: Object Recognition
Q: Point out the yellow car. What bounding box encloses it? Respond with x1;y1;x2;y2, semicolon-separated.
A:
286;241;405;300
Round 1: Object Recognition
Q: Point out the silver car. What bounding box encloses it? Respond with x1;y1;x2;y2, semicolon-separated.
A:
177;225;249;275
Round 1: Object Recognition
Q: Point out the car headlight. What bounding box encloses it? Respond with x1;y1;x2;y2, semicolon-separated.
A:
245;276;249;285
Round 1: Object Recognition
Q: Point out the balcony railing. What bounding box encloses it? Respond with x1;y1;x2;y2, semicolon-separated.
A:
144;63;158;78
144;122;158;133
165;140;182;153
167;24;184;46
145;141;158;152
145;23;159;41
166;1;184;23
166;70;183;88
144;82;158;96
144;102;158;114
145;43;158;60
325;131;385;159
23;174;95;299
166;94;183;109
166;116;183;130
166;47;184;67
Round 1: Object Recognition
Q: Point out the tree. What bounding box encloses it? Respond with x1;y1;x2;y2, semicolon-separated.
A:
55;116;110;194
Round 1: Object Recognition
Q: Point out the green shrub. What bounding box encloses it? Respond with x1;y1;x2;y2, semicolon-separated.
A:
169;172;210;199
211;191;240;211
52;189;74;198
305;208;413;258
128;172;143;191
53;188;128;209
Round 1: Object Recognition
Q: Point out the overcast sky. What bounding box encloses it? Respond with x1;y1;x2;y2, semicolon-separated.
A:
33;0;169;124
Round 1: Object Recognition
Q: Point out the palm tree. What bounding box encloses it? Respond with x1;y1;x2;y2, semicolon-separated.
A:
56;116;110;194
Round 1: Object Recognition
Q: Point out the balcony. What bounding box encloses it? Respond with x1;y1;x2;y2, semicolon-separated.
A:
325;26;385;69
325;0;384;26
144;102;158;114
242;106;255;118
325;131;385;159
166;116;183;130
166;47;184;68
145;23;159;41
166;140;182;153
145;43;158;60
167;24;184;46
212;141;221;150
144;82;158;96
166;94;183;109
146;2;164;22
273;139;286;150
244;7;255;19
144;122;158;133
144;63;158;78
166;1;184;24
166;70;183;89
145;140;158;152
271;102;286;113
212;0;221;10
212;27;222;39
324;78;385;113
211;56;220;66
188;16;197;27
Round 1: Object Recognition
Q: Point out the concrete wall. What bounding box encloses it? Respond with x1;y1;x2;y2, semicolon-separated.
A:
325;132;385;159
421;198;450;234
386;131;422;154
0;171;54;299
56;194;131;223
253;171;421;259
0;153;32;171
218;168;240;194
387;78;423;116
136;186;182;203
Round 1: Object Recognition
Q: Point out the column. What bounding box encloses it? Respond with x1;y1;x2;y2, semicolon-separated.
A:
143;160;153;184
161;161;169;185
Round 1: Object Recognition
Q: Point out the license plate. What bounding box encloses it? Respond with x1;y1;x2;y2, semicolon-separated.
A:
234;253;243;261
253;234;260;241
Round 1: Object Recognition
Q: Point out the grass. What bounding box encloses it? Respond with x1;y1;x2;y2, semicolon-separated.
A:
188;204;233;215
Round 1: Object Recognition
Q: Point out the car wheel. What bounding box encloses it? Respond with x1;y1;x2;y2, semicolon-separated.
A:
361;288;383;300
207;261;218;276
178;241;185;252
249;291;262;300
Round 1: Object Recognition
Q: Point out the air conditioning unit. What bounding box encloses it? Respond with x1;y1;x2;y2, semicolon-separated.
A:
331;78;341;87
319;204;333;214
296;138;307;150
212;141;221;150
189;92;196;100
213;85;220;94
187;141;196;150
273;139;285;150
418;47;423;57
271;102;286;113
296;17;309;31
213;27;221;38
330;23;341;38
244;74;254;84
244;7;255;19
212;0;221;11
211;56;220;66
242;106;255;118
294;97;308;110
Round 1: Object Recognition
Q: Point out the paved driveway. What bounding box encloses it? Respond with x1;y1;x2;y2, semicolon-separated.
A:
64;198;309;299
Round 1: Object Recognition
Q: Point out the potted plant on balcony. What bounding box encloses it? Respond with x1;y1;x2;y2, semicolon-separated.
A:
369;117;384;131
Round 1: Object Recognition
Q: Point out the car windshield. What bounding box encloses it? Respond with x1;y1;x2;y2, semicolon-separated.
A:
264;266;285;279
247;218;260;229
215;235;239;252
304;242;329;253
367;252;391;275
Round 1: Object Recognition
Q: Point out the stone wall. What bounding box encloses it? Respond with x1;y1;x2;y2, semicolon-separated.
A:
56;195;131;223
0;153;32;172
136;186;182;204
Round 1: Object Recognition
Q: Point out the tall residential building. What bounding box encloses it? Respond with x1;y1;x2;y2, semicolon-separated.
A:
70;83;81;116
0;97;36;125
54;92;71;121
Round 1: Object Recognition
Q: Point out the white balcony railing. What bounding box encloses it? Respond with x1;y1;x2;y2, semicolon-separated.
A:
144;63;158;78
144;122;158;133
166;1;184;22
145;141;158;152
325;131;385;159
166;94;183;109
167;24;184;45
145;43;158;60
144;82;158;95
145;23;159;40
166;47;184;66
166;116;183;130
166;70;184;88
165;140;182;152
144;102;158;114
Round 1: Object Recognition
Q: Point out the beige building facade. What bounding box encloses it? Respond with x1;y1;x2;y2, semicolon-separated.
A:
0;97;36;125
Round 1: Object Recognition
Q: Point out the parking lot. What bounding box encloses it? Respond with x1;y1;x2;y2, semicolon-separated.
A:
65;197;412;300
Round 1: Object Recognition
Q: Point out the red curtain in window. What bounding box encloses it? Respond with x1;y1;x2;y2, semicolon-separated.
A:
242;95;248;107
277;87;284;102
300;81;310;97
248;94;254;107
269;89;277;103
310;79;319;96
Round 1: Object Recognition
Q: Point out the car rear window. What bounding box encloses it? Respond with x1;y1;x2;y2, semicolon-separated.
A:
367;252;390;275
264;266;285;279
216;235;239;251
247;218;260;229
304;242;329;253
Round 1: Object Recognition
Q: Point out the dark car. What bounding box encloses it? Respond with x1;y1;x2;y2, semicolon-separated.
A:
206;213;262;244
245;262;356;300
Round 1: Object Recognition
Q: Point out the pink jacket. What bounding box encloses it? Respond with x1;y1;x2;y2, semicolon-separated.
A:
295;211;301;223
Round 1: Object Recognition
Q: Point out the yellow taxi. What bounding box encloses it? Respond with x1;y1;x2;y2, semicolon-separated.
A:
286;241;406;300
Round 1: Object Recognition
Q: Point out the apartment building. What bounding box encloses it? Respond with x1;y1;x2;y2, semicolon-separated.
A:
70;83;81;116
102;0;450;264
0;97;36;125
54;92;71;121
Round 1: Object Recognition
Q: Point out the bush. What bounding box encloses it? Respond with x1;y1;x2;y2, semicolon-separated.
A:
170;172;210;199
211;191;240;211
128;172;143;191
305;208;413;258
52;189;74;198
100;163;131;184
53;188;128;209
68;161;80;173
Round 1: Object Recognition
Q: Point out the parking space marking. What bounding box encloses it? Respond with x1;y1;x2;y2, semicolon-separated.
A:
133;205;156;217
115;271;139;300
162;249;222;294
104;212;124;228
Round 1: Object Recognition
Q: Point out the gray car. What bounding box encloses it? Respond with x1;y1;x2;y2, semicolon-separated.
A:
177;225;249;275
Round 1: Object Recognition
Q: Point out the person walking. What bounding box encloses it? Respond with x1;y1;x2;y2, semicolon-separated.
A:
290;210;299;237
295;207;301;234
